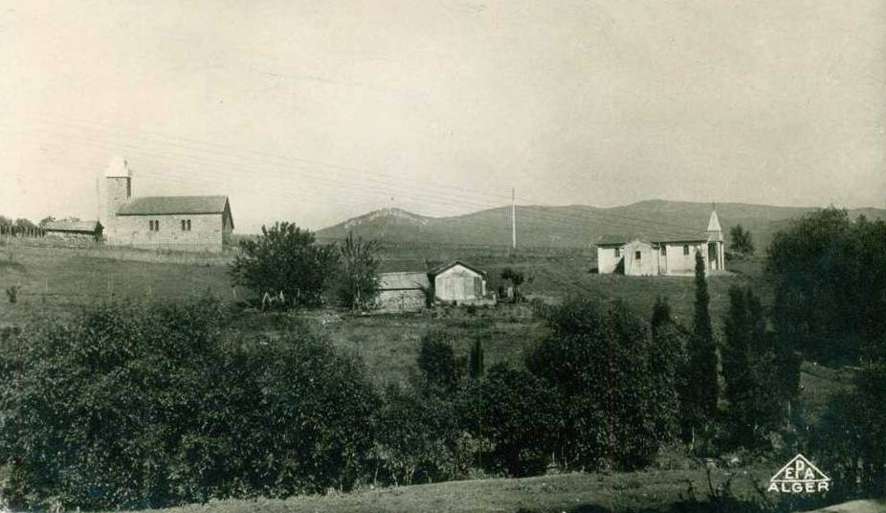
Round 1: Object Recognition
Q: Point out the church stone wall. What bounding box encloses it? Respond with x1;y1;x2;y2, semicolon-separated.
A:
107;213;224;253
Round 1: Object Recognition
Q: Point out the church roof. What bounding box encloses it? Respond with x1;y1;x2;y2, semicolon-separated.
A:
117;195;230;216
595;230;709;247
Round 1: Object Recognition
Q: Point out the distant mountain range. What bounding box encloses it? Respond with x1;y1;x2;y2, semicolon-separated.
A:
315;200;886;251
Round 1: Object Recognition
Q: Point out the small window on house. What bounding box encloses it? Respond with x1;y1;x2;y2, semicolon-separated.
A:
660;246;666;256
181;220;186;231
149;220;160;232
683;244;690;255
181;219;192;231
187;220;191;231
148;220;153;231
614;248;621;258
635;251;642;260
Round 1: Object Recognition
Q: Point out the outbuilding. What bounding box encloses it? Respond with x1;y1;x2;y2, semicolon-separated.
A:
375;272;430;313
428;260;493;305
43;220;103;243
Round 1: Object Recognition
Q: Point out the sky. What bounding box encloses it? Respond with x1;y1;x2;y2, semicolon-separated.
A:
1;0;884;233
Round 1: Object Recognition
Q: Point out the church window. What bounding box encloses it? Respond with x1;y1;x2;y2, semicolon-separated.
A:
181;219;192;231
683;244;690;255
635;251;642;260
614;248;621;258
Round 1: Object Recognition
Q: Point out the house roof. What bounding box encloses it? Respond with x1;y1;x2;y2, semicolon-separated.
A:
44;220;102;233
117;196;229;216
595;230;710;247
428;260;487;278
379;272;430;290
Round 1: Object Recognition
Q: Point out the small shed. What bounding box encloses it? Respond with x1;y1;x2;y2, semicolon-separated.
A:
428;260;491;304
44;220;103;242
375;272;430;313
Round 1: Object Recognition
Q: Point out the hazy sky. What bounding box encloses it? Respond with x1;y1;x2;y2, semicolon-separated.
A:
2;0;884;232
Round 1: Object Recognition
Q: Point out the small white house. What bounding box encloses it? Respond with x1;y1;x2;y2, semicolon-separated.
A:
595;210;725;276
428;261;493;305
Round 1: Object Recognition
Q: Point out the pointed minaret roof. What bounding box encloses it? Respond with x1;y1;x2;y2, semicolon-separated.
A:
707;209;722;232
105;156;131;178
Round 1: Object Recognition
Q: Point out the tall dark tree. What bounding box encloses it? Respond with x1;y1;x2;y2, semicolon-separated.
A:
335;231;381;310
683;251;719;448
728;224;755;255
649;297;688;444
229;222;338;308
768;208;886;365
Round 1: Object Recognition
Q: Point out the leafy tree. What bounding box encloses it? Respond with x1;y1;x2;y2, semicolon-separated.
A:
728;224;754;255
229;222;338;308
468;338;485;379
768;208;886;365
500;267;525;302
335;231;381;310
683;251;719;448
416;331;460;397
527;296;679;470
473;364;558;476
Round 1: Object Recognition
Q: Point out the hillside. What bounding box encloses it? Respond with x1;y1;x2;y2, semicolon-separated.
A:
315;200;886;251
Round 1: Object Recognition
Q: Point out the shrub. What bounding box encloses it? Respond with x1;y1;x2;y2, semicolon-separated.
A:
0;300;378;510
4;286;18;304
416;331;461;397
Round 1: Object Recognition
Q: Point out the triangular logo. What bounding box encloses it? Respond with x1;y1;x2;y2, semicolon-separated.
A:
767;454;831;493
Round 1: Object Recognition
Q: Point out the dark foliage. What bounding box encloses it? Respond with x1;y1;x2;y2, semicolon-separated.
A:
416;331;461;397
526;296;679;470
810;363;886;498
229;222;338;308
472;364;558;476
721;286;794;450
500;267;525;301
0;300;378;510
768;208;886;365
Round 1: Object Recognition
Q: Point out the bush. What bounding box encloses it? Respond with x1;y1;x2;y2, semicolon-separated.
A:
0;300;378;510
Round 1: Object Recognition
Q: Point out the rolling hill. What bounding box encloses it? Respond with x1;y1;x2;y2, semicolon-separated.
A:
315;200;886;251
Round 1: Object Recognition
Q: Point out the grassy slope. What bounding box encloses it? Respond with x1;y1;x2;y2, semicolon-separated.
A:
116;468;781;513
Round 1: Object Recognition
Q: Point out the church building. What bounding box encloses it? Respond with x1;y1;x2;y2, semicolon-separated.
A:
595;210;725;276
100;158;234;253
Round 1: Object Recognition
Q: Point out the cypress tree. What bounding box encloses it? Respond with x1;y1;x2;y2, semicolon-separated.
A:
469;338;485;379
684;251;719;447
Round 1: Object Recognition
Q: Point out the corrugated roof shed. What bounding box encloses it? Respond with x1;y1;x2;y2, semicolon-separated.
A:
44;220;102;233
117;196;229;216
379;272;430;290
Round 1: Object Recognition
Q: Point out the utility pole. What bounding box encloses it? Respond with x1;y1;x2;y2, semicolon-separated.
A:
511;187;517;250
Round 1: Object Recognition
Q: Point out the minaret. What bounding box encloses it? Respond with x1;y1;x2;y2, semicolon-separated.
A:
706;206;723;241
101;157;132;235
